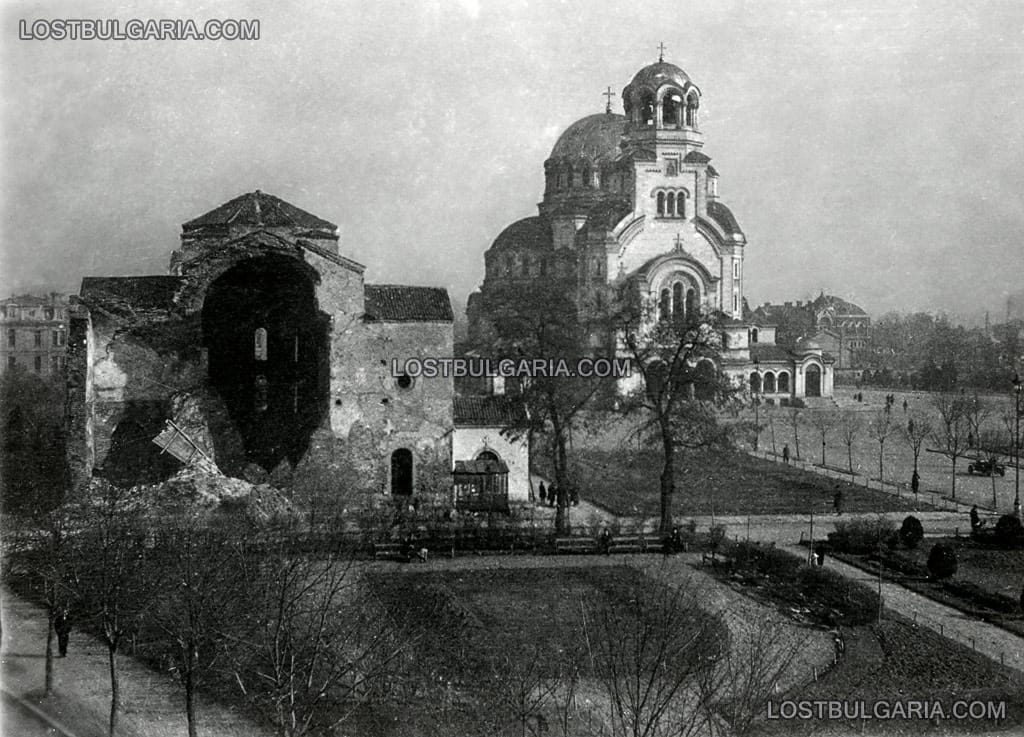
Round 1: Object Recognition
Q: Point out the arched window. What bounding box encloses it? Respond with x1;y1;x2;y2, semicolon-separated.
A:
667;192;676;217
391;448;413;496
672;282;683;318
656;192;665;216
659;288;670;321
751;328;759;344
778;371;790;393
254;327;268;361
641;93;656;126
675;192;686;218
749;372;762;393
763;372;776;393
685;288;697;317
581;162;591;188
662;92;683;127
685;93;698;126
477;449;500;462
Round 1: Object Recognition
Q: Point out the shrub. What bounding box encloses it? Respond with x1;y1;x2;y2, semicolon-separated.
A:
828;516;897;554
899;516;924;549
927;542;958;580
994;515;1024;547
707;524;726;552
729;541;802;579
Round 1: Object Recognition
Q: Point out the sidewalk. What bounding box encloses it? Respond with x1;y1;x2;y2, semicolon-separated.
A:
1;586;273;737
781;546;1024;681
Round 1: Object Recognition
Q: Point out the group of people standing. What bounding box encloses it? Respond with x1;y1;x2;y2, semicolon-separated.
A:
537;481;579;508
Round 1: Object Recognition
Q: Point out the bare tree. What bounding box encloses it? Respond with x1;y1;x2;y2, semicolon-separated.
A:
614;295;734;534
69;481;158;737
868;410;898;483
837;410;863;474
788;407;802;461
903;411;933;476
930;392;973;499
699;617;805;737
148;519;249;737
808;411;835;467
228;532;409;737
581;571;723;737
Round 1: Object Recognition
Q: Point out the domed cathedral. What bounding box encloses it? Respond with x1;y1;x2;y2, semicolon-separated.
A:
467;53;834;403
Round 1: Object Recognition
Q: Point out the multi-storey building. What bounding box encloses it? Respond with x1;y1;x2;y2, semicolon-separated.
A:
0;293;69;377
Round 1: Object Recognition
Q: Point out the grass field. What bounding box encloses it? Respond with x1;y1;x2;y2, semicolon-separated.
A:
565;447;936;517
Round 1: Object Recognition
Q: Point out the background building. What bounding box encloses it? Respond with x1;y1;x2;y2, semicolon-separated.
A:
0;293;69;377
467;57;834;402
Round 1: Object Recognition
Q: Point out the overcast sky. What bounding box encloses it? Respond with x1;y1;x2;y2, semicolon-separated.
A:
2;0;1023;326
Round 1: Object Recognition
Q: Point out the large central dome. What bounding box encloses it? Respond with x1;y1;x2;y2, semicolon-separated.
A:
549;112;626;162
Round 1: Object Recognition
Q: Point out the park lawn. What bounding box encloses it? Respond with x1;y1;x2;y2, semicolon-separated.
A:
567;448;936;517
893;538;1024;604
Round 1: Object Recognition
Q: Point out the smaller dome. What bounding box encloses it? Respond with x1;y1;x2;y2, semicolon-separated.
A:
625;61;692;94
490;216;552;252
549;113;626;162
796;337;822;353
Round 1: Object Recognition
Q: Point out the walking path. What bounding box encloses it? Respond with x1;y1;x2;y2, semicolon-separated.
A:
0;586;273;737
781;546;1024;681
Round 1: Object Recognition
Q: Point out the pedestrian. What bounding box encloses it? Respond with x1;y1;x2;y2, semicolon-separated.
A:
970;504;981;531
911;470;920;494
54;608;71;657
569;486;580;506
548;484;557;507
907;418;915;435
833;489;843;515
814;542;826;566
902;399;908;413
667;525;683;555
598;527;612;555
538;481;547;505
782;444;790;464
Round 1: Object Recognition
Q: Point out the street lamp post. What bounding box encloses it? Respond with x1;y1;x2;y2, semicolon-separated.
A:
1013;373;1021;519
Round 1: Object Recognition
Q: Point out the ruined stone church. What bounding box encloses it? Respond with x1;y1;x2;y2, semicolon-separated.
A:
467;57;834;403
67;191;529;507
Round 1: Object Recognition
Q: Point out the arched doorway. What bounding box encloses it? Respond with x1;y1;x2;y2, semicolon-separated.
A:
202;255;327;470
391;448;413;496
805;365;822;397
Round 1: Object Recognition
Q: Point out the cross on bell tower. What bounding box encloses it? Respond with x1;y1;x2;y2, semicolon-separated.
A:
658;41;667;62
673;233;684;252
603;86;615;113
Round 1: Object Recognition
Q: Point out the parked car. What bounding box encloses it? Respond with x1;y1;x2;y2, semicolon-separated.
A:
967;458;1006;476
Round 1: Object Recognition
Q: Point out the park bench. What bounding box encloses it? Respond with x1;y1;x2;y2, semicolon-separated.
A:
608;535;664;554
373;542;406;561
554;537;598;554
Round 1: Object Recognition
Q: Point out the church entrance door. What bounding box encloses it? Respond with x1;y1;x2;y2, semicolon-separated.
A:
805;365;822;397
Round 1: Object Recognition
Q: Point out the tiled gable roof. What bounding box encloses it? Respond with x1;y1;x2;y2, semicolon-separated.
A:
683;150;711;164
363;285;453;322
454;395;526;427
182;191;337;232
79;276;183;313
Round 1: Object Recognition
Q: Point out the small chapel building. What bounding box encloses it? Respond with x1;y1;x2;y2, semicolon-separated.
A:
467;56;834;403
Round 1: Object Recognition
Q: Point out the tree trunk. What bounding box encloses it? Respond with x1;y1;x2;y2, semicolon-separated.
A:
847;444;854;474
878;441;884;482
659;424;675;535
108;643;119;737
552;414;569;534
950;457;957;500
185;648;198;737
821;439;826;467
